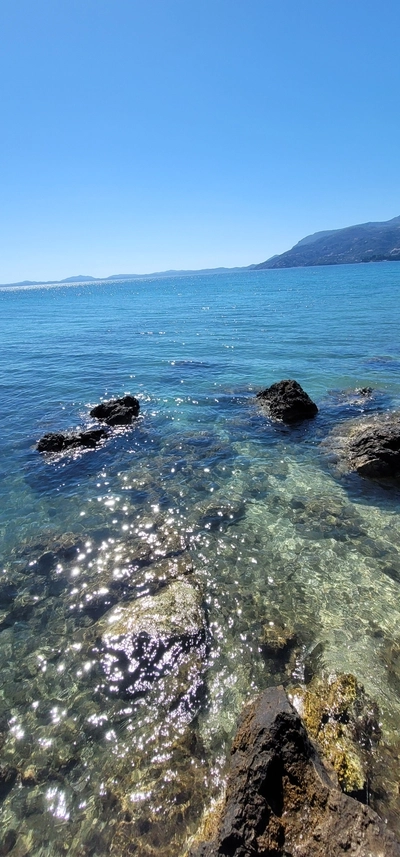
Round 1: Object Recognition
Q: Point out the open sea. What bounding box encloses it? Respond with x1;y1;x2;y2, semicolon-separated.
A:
1;263;400;855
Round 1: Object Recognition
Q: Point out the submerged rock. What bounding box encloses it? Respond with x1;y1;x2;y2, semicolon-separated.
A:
290;673;381;798
109;727;211;857
257;379;318;423
37;428;108;454
190;686;400;857
78;551;194;621
100;578;203;642
260;620;298;662
195;498;246;531
94;579;205;698
0;764;17;802
90;394;140;426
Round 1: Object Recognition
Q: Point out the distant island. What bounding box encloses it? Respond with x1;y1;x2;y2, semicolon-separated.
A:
0;267;247;288
2;215;400;287
255;214;400;269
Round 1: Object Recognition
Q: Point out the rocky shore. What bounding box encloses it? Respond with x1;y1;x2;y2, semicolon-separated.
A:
21;379;400;855
189;687;400;857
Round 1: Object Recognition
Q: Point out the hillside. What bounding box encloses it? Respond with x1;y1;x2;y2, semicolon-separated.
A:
255;215;400;269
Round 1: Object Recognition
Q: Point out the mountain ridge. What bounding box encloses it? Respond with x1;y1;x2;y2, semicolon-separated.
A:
2;215;400;286
255;215;400;269
0;266;251;288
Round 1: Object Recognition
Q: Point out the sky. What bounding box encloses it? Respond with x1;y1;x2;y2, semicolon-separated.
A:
1;0;400;282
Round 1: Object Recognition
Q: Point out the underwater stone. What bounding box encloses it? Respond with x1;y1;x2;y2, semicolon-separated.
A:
20;766;38;786
0;765;17;802
90;394;140;426
76;551;194;621
195;498;246;531
257;379;318;422
260;620;297;659
189;686;400;857
110;728;210;857
95;579;205;698
35;551;56;576
100;579;204;643
0;829;17;855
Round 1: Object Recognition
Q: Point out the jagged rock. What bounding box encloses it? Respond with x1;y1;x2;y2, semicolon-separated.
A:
190;686;400;857
326;413;400;480
347;415;400;478
37;428;108;454
290;673;381;797
90;395;140;426
257;379;318;423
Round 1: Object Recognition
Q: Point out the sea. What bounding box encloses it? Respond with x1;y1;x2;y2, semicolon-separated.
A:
1;262;400;855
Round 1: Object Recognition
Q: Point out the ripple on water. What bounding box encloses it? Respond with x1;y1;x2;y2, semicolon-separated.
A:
2;268;400;853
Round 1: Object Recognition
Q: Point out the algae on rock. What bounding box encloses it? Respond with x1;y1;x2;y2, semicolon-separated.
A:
290;672;381;796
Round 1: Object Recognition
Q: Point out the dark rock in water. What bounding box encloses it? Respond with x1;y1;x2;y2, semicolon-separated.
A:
357;387;373;397
323;413;400;482
347;415;400;479
0;828;17;855
257;379;318;422
260;620;298;663
190;686;400;857
90;394;140;426
35;551;56;576
0;582;18;608
37;428;108;454
321;387;391;422
0;765;17;802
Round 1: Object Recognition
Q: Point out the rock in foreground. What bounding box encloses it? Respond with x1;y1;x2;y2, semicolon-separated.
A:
90;394;140;426
37;428;108;454
257;379;318;422
190;686;400;857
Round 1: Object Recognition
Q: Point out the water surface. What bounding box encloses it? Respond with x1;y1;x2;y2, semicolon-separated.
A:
1;264;400;855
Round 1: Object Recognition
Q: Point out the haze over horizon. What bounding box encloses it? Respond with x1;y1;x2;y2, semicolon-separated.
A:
1;0;399;283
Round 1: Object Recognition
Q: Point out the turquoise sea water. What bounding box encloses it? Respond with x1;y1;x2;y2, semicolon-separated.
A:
1;263;400;855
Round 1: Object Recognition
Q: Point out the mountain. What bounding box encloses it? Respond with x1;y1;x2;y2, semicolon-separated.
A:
2;274;97;287
0;267;249;288
255;215;400;269
60;275;97;283
104;267;249;280
3;215;400;287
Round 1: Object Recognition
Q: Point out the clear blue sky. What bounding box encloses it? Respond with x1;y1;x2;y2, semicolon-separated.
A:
1;0;399;282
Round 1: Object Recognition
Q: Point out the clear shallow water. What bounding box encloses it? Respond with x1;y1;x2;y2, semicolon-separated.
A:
1;264;400;854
